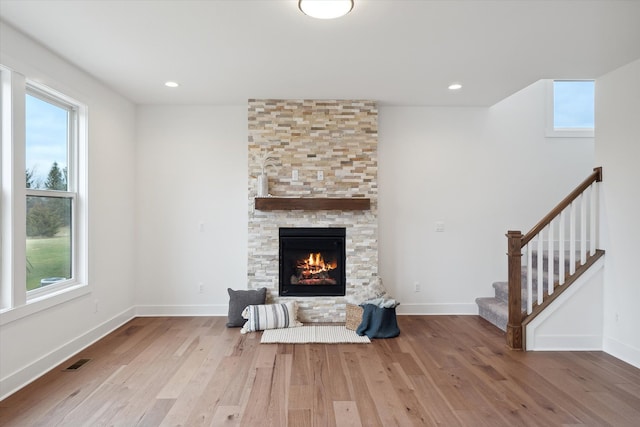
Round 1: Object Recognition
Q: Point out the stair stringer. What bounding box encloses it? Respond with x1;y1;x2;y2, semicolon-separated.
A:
525;256;605;351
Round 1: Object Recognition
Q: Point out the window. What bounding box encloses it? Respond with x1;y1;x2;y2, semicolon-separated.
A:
1;65;88;321
25;89;75;294
546;80;595;137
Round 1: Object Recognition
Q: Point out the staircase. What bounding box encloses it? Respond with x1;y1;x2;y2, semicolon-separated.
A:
476;250;572;331
475;167;604;349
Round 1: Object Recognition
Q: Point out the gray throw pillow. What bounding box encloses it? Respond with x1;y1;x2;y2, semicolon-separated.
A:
226;287;267;327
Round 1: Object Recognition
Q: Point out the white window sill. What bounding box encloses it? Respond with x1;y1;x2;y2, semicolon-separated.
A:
546;129;594;138
0;283;91;326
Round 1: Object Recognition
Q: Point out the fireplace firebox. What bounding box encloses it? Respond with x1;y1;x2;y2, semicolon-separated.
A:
279;227;346;297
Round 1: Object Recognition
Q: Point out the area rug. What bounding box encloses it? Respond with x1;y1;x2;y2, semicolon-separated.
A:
261;325;371;344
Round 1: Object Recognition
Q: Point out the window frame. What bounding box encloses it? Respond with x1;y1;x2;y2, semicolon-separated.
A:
25;85;78;296
0;65;89;325
545;79;595;138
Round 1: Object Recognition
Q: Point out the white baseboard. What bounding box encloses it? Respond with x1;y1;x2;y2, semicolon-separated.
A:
604;337;640;370
0;307;135;401
135;303;477;317
396;303;478;315
135;304;227;317
528;334;602;351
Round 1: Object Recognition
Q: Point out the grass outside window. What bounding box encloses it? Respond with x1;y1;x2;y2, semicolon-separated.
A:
26;226;71;291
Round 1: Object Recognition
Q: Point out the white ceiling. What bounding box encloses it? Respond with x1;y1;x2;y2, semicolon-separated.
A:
1;0;639;106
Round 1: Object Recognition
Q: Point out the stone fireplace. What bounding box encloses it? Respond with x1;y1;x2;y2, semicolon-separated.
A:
247;99;378;322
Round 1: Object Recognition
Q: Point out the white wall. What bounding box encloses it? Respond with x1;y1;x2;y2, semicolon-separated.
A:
596;59;640;368
379;80;595;313
526;259;604;350
0;24;137;398
135;106;248;314
133;82;594;317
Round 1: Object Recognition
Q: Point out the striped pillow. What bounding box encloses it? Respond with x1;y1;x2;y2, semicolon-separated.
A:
240;302;302;334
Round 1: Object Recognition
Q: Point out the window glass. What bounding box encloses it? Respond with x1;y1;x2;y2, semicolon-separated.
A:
25;94;69;191
26;196;72;290
553;80;595;129
25;91;74;292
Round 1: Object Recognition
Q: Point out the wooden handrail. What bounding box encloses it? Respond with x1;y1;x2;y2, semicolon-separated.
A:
521;167;602;247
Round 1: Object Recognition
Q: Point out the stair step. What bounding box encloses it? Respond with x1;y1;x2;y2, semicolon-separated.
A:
524;265;560;281
475;297;507;332
530;250;581;273
493;280;554;307
477;250;593;334
479;277;568;332
481;278;557;328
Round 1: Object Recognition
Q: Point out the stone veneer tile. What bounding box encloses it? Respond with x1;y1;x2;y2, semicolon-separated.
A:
248;100;378;322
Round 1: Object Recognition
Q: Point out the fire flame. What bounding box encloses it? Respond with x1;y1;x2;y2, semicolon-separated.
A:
293;252;338;285
299;252;336;273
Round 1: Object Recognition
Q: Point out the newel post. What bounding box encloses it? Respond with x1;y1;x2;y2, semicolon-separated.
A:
506;230;524;350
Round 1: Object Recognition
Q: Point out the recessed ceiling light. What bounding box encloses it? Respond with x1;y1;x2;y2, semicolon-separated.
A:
448;83;462;90
165;81;179;88
299;0;354;19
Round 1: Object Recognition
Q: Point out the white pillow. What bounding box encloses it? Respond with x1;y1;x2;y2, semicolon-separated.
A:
370;276;389;299
240;302;302;334
357;276;390;301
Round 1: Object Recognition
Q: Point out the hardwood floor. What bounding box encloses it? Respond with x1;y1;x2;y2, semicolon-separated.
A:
1;315;639;426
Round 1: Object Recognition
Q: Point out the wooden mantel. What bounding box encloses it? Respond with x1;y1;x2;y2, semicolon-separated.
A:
254;197;370;211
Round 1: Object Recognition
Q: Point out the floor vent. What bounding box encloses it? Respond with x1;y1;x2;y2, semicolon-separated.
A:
63;358;91;371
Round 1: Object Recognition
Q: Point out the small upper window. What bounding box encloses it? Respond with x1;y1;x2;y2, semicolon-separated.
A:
546;80;595;138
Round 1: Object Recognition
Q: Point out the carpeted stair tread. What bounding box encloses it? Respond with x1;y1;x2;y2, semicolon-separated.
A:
475;297;508;331
493;280;554;308
530;250;583;274
477;250;580;332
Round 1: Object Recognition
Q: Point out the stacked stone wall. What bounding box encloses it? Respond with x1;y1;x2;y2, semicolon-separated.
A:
247;99;378;322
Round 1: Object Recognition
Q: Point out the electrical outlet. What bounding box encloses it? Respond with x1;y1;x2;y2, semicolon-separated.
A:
414;282;420;292
317;170;324;180
198;282;204;294
94;299;99;313
292;169;299;181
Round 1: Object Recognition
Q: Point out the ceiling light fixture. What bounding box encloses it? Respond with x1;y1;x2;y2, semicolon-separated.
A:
448;83;462;90
165;81;179;88
299;0;354;19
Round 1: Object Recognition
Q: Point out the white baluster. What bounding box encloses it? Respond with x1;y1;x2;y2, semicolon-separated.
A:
527;241;533;315
590;183;597;256
537;232;544;306
559;209;566;285
570;201;576;275
580;192;587;264
548;220;554;296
